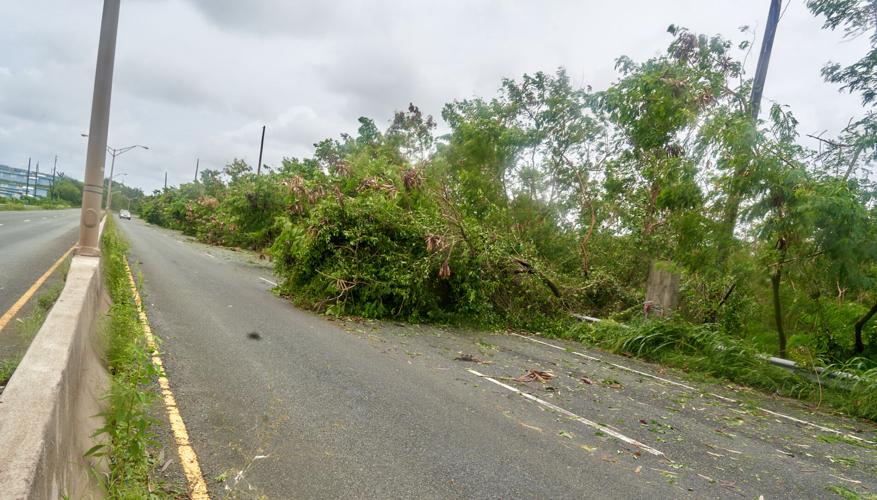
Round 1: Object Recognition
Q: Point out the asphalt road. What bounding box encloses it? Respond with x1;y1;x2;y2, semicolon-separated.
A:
0;209;79;317
122;217;877;499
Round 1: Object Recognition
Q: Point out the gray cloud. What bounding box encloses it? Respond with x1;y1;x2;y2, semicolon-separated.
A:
0;0;871;193
183;0;348;37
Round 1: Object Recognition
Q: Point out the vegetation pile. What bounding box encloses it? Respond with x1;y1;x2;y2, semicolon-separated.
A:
140;2;877;417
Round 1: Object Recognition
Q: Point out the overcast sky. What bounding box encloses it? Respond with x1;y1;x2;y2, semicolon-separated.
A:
1;0;870;193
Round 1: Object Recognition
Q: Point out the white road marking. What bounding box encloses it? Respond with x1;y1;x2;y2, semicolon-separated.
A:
509;333;875;445
259;277;278;286
0;223;4;227
509;332;695;390
203;252;216;259
468;369;665;457
22;219;30;222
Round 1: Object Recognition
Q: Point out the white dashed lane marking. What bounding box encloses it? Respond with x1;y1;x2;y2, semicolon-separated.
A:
510;332;874;445
468;369;665;457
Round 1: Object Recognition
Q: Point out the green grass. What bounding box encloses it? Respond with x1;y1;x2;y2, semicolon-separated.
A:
826;484;877;500
0;200;73;211
0;262;69;386
564;317;877;422
88;218;172;498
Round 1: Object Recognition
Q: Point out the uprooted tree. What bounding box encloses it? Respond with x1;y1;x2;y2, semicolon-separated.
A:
141;23;877;364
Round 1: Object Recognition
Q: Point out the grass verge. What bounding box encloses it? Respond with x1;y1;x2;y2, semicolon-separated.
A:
0;261;70;387
565;318;877;422
89;218;170;498
0;200;73;211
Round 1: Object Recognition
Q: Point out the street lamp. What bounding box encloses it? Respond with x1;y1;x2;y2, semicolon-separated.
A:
81;134;147;211
77;0;119;256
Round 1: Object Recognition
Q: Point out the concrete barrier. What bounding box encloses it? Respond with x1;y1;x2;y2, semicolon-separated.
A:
0;252;110;499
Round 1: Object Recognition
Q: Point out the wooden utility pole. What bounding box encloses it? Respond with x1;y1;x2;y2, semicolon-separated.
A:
257;125;265;175
750;0;782;121
25;158;31;199
51;156;57;201
719;0;783;263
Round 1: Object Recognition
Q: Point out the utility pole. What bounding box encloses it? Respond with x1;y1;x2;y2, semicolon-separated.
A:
78;0;121;256
194;157;199;182
24;158;31;200
750;0;782;121
257;125;265;175
164;171;167;191
51;155;57;201
718;0;782;264
35;161;40;198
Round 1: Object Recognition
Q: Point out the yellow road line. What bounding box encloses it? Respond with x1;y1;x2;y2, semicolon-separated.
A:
0;245;75;333
124;259;210;499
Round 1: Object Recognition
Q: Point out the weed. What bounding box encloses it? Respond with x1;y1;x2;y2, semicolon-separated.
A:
826;484;877;500
0;269;67;386
89;219;170;498
566;317;877;421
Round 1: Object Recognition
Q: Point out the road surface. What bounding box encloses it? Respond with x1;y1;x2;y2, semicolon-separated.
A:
121;217;877;499
0;209;79;318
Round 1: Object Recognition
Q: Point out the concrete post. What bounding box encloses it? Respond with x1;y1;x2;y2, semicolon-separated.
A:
78;0;120;256
645;261;681;318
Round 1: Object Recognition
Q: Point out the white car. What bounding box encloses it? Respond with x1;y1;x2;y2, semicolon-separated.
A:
119;209;131;220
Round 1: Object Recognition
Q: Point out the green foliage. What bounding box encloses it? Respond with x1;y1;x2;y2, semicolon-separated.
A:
54;175;83;206
138;24;877;418
93;219;165;498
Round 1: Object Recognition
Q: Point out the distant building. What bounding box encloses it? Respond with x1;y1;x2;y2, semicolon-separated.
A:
0;163;53;199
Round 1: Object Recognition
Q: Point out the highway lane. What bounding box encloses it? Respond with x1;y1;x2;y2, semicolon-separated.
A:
122;217;877;499
0;209;80;319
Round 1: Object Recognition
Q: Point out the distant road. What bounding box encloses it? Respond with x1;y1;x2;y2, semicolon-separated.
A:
0;209;79;317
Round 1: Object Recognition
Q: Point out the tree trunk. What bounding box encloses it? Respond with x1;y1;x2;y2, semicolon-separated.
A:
580;200;596;277
854;300;877;354
771;264;787;358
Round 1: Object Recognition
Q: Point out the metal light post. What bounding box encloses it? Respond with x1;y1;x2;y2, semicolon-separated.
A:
81;134;147;213
78;0;120;256
106;171;128;211
105;145;147;211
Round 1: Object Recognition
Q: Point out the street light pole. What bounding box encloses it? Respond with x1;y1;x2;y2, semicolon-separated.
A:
106;150;116;211
104;146;146;211
82;138;148;212
78;0;120;256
